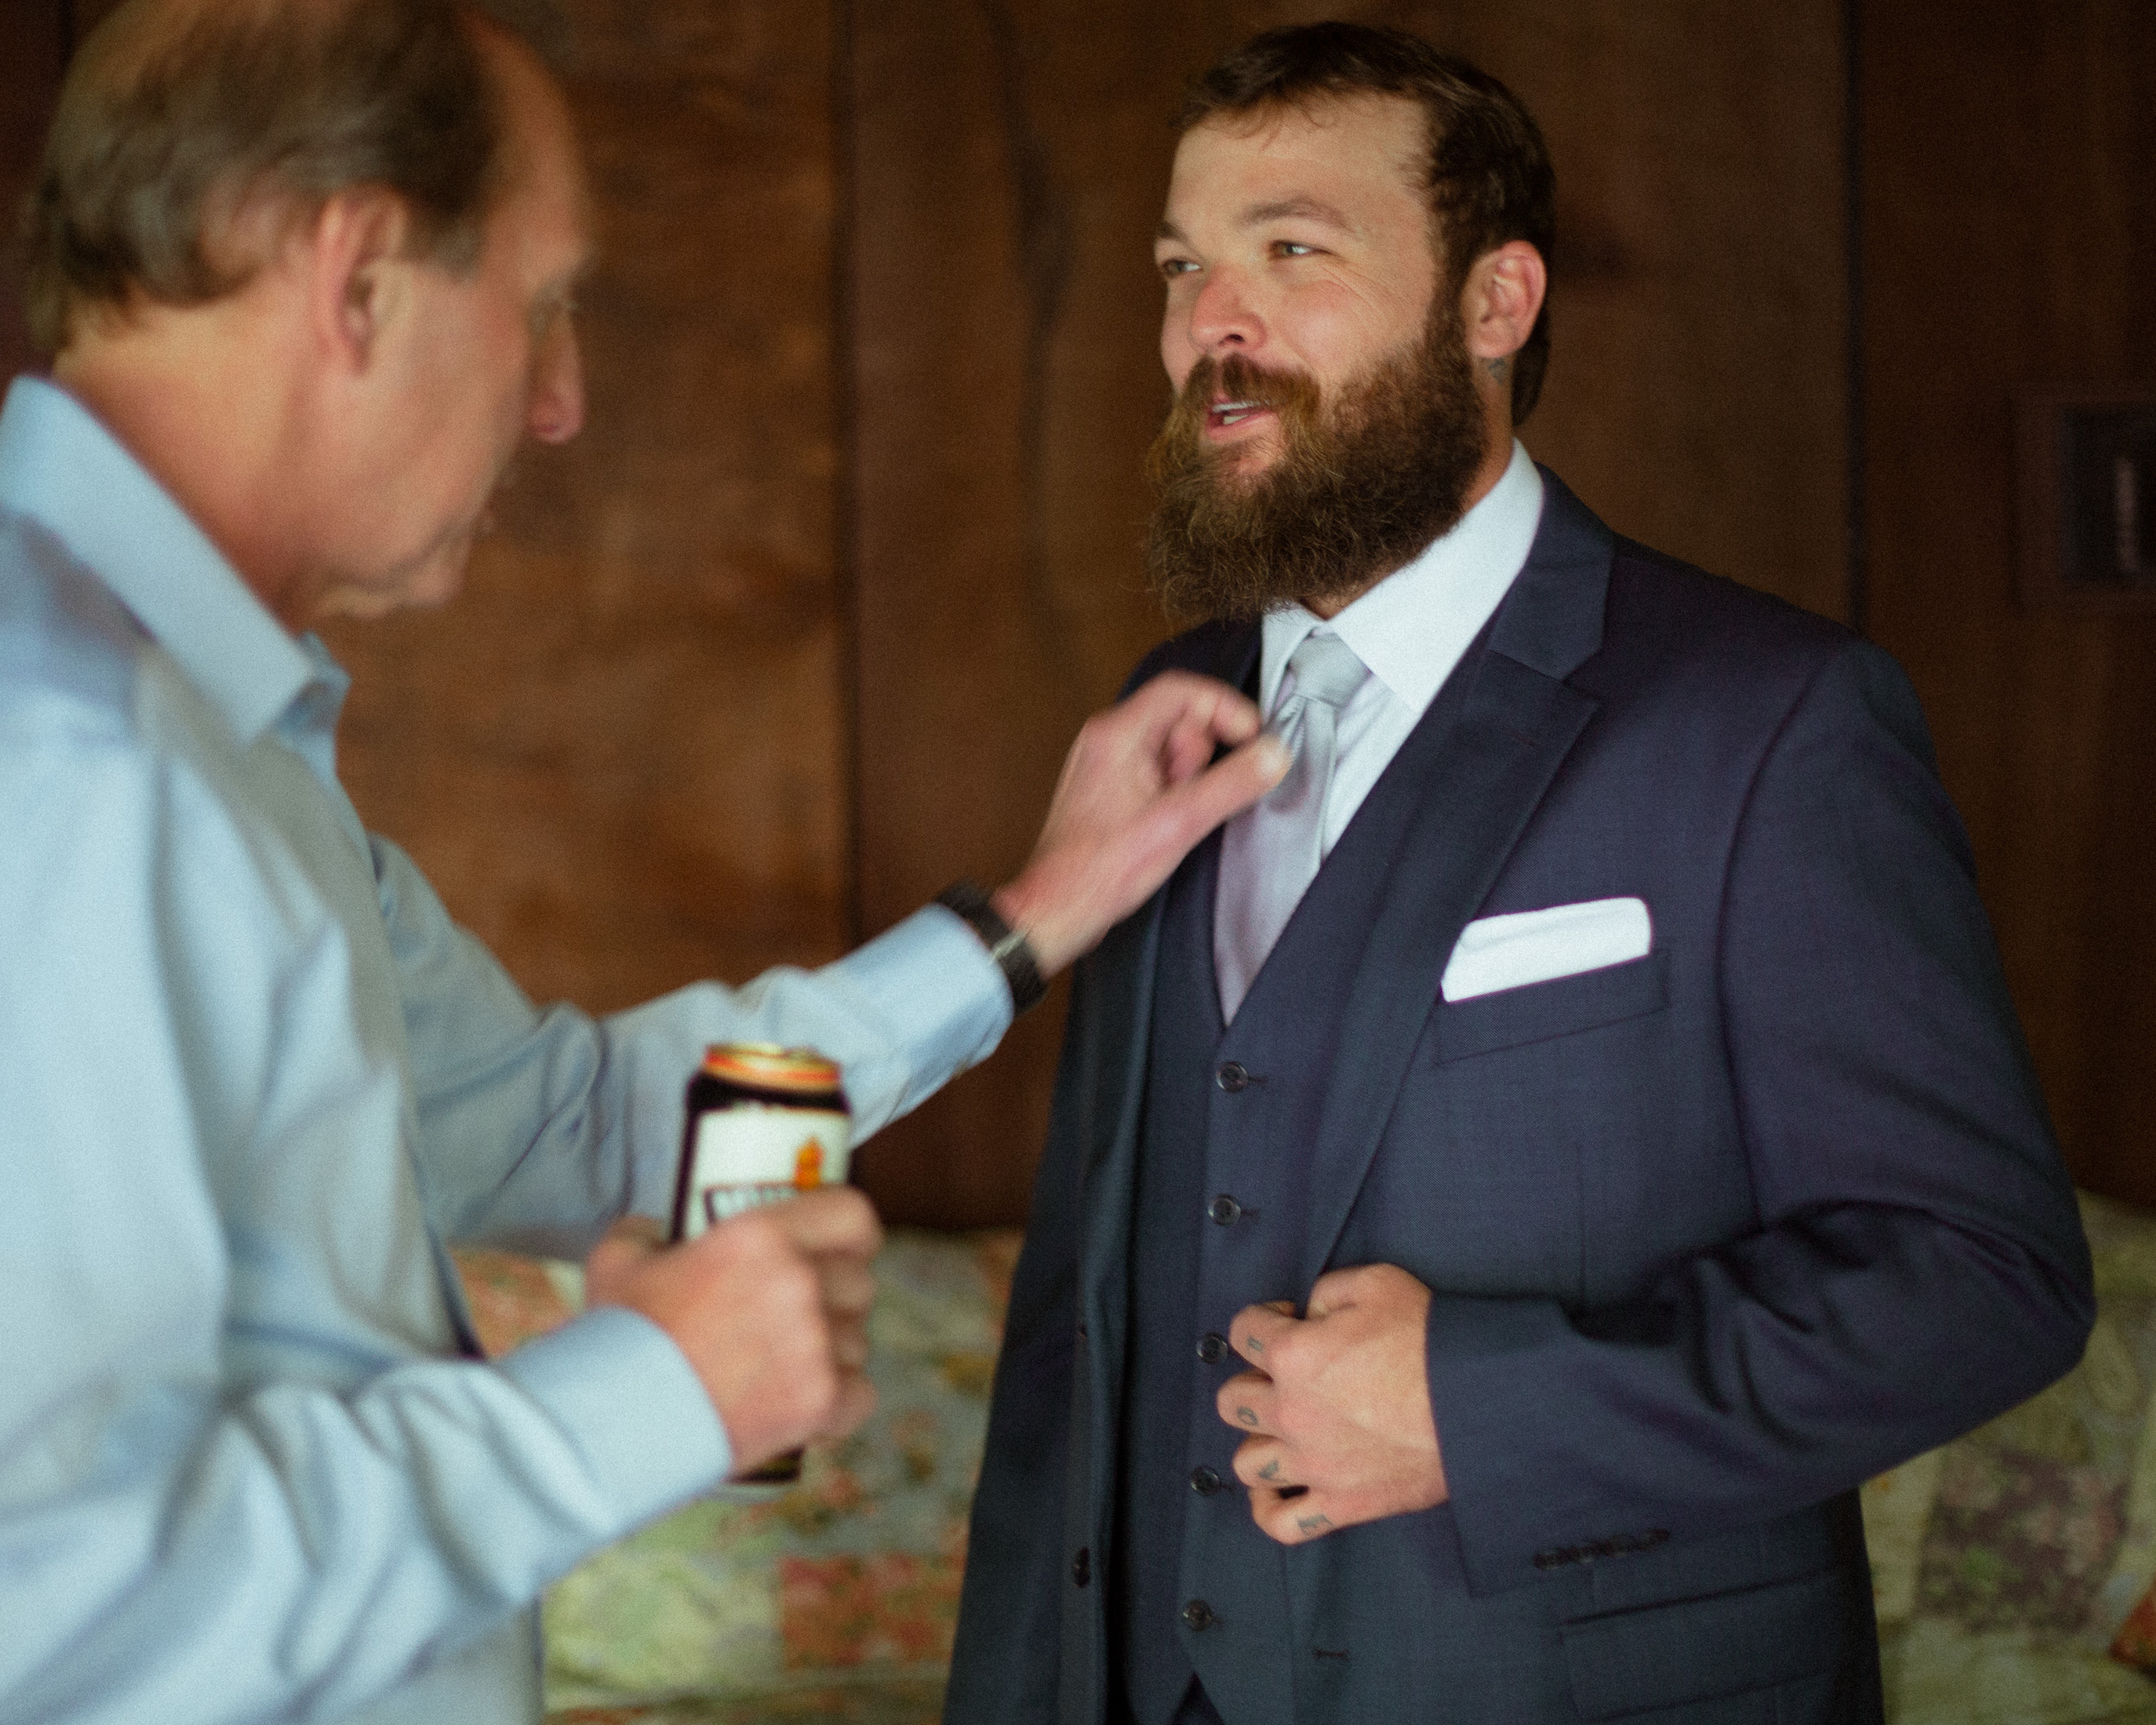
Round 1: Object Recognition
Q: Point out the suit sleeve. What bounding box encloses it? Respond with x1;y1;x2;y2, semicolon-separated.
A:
1424;638;2095;1596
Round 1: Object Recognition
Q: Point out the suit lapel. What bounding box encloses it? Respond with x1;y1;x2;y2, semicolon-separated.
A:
1064;465;1619;1302
1287;472;1617;1290
1076;623;1260;1352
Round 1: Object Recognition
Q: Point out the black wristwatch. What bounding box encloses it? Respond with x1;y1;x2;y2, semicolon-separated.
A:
936;880;1047;1015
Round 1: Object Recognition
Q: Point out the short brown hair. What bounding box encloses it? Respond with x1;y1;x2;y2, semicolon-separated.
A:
1177;22;1556;423
18;0;561;355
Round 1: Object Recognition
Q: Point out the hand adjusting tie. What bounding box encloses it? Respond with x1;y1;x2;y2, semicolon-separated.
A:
936;880;1047;1015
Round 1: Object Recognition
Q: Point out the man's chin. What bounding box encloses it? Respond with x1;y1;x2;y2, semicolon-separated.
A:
310;543;473;626
1206;431;1282;483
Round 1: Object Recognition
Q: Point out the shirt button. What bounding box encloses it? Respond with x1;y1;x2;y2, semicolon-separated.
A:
1207;1195;1243;1226
1070;1546;1091;1587
1181;1598;1219;1632
1190;1465;1224;1496
1197;1332;1228;1364
1215;1062;1250;1092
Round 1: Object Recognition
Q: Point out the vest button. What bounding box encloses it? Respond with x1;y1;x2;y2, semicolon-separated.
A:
1070;1546;1091;1587
1215;1061;1250;1092
1197;1332;1228;1364
1189;1465;1224;1495
1181;1598;1219;1632
1207;1195;1243;1226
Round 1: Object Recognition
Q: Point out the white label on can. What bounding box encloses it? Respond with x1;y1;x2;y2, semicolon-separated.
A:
680;1104;851;1240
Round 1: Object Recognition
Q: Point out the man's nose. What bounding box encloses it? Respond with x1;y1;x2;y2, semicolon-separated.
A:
529;323;585;444
1188;267;1263;355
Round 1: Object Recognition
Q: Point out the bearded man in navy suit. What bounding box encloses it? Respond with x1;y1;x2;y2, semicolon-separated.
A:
946;22;2094;1725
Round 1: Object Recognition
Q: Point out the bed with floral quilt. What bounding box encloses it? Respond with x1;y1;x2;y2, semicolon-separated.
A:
450;1193;2156;1724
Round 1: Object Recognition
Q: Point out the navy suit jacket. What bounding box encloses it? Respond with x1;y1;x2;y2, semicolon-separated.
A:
946;474;2094;1723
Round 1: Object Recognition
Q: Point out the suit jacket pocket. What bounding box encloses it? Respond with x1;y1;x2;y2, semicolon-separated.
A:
1559;1564;1858;1722
1432;947;1670;1064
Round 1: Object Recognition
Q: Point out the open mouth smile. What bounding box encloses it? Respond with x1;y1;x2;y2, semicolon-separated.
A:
1209;398;1275;430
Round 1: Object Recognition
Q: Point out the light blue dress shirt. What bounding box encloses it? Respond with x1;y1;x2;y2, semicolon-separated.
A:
0;377;1013;1724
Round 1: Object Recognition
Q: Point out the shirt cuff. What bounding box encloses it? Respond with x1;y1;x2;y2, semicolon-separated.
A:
494;1304;731;1530
823;904;1015;1112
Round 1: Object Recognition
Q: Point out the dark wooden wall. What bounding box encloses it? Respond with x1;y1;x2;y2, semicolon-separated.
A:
3;0;2147;1220
328;0;856;1015
0;1;66;383
1864;0;2156;1205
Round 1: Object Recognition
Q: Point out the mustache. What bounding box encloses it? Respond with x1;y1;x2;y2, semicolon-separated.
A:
1189;353;1313;411
1150;354;1325;493
1143;305;1490;626
1169;353;1321;429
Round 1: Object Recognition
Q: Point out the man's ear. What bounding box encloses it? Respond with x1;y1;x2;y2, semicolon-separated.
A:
304;189;417;374
1460;240;1547;362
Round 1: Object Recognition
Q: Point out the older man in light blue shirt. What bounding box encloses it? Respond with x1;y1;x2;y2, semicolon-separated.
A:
0;3;1283;1721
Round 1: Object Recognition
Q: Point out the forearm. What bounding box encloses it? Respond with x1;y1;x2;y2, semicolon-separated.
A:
384;822;1008;1249
0;1307;723;1723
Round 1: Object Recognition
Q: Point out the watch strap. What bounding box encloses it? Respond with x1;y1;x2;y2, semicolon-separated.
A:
935;880;1047;1015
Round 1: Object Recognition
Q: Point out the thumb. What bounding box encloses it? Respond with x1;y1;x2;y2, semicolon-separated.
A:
1305;1266;1374;1320
586;1215;666;1302
1154;732;1289;851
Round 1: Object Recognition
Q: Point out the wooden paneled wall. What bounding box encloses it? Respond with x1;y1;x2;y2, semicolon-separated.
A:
1864;0;2156;1205
0;1;66;385
326;1;856;1013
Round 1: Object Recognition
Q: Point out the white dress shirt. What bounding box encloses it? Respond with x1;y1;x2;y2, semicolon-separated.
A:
1251;439;1545;853
1215;440;1545;1007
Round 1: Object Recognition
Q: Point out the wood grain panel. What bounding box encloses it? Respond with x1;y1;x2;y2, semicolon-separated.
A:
847;0;1223;1225
0;0;65;386
849;0;1847;1225
1863;0;2156;1202
325;0;851;1016
1407;0;1848;618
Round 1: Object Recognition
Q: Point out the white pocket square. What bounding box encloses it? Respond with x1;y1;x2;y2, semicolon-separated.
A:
1441;897;1653;1003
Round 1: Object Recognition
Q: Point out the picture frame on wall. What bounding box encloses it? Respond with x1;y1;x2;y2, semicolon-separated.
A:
2015;391;2156;612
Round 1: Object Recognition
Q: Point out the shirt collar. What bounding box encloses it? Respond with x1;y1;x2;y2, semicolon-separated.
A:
1257;437;1545;718
0;374;316;745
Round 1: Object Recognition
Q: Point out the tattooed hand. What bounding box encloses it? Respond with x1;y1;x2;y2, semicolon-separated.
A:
1214;1264;1448;1546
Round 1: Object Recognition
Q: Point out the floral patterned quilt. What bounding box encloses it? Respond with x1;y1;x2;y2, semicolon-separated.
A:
452;1195;2156;1723
458;1230;1018;1724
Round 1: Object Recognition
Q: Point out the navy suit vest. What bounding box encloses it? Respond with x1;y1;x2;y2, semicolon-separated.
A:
1116;834;1338;1725
1112;613;1503;1725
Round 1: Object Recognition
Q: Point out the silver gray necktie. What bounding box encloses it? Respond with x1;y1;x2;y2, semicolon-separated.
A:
1214;630;1370;1023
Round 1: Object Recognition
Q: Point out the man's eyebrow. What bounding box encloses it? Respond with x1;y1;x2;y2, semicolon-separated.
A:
1155;198;1359;246
1241;197;1355;231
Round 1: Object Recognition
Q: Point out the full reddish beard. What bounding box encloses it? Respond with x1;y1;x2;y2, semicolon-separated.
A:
1143;300;1490;626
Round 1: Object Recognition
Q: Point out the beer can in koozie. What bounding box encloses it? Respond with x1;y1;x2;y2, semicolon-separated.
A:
671;1043;852;1242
